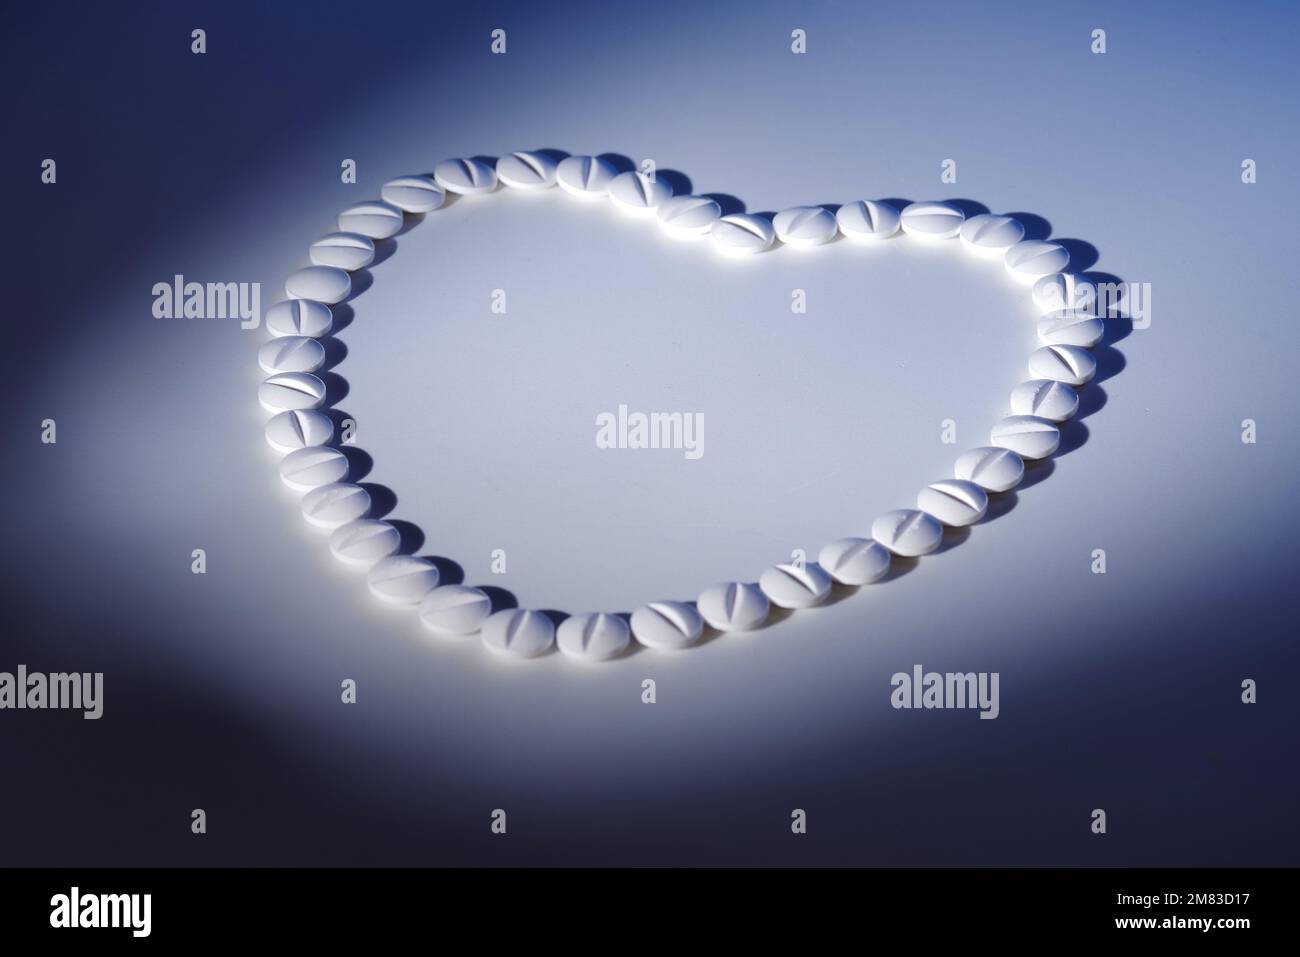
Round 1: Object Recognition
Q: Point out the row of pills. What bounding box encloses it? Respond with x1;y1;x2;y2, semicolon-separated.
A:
257;150;1105;662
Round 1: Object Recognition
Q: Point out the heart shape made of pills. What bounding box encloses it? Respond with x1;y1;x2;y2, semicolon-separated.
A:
258;150;1119;663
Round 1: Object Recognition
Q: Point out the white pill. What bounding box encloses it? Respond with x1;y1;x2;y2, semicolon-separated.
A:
818;538;891;586
1005;239;1069;283
300;482;370;530
258;372;327;413
608;170;673;215
990;415;1061;460
656;195;721;237
285;265;350;305
556;612;631;662
381;175;445;213
337;200;404;240
710;213;775;255
433;157;497;195
835;200;900;241
278;446;348;492
900;201;965;241
696;582;769;632
630;601;704;650
495;151;558;190
872;509;943;557
958;214;1025;257
758;562;833;609
954;447;1024;493
1028;344;1097;386
328;519;400;569
419;585;493;636
555;155;618;199
1032;273;1097;314
309;232;375;271
264;409;333;453
1010;379;1079;422
917;479;989;527
265;299;332;338
1037;309;1104;348
773;205;837;246
257;336;326;375
367;555;439;604
482;609;554;658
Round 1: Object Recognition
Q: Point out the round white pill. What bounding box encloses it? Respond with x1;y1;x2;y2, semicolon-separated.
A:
1032;273;1098;314
608;170;673;215
835;200;900;241
1037;309;1104;348
555;155;618;199
258;372;327;413
958;214;1025;257
328;519;400;569
872;509;944;557
265;299;332;338
482;609;554;658
381;175;445;213
309;232;375;271
630;601;704;650
367;555;439;604
917;479;989;527
656;195;722;238
285;266;350;305
278;446;348;492
300;482;371;530
1028;344;1097;386
773;205;837;246
495;151;559;190
337;201;404;240
556;612;631;662
257;336;326;375
758;563;833;609
264;409;333;453
696;582;769;632
433;157;497;195
991;415;1061;460
710;213;775;255
1005;239;1069;283
818;538;891;586
419;585;493;636
954;447;1024;493
1009;379;1079;422
900;201;965;241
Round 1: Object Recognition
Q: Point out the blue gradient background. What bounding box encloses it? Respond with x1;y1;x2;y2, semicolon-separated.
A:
2;0;1297;865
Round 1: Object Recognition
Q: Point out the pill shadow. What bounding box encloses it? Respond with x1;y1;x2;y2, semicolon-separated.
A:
821;581;860;606
359;482;396;519
393;213;425;238
537;609;570;629
597;152;636;174
423;556;465;586
319;337;349;371
318;371;349;406
944;198;991;219
656;169;692;196
982;491;1019;523
1101;315;1134;347
879;556;919;582
534;147;571;164
1091;343;1126;384
1003;212;1052;241
329;302;355;334
880;197;913;212
345;269;374;302
703;193;745;215
387;519;424;555
369;238;399;267
1017;458;1056;491
337;445;373;481
931;526;972;555
1054;418;1090;458
1055;238;1100;273
1076;384;1108;420
480;585;519;614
